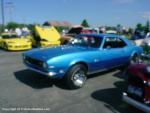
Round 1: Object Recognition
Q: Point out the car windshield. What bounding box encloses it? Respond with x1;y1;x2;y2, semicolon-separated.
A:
68;35;102;48
1;34;18;39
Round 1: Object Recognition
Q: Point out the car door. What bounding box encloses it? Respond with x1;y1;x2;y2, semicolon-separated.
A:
99;36;127;69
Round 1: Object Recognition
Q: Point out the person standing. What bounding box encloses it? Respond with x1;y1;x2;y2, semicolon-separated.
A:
15;28;22;37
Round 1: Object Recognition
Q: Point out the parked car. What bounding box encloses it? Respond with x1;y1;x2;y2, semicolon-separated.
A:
141;32;150;47
32;25;61;47
23;34;143;89
132;29;145;40
0;32;32;51
60;26;99;45
123;63;150;113
106;30;117;34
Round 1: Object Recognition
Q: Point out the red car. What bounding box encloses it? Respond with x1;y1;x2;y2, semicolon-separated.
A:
123;63;150;113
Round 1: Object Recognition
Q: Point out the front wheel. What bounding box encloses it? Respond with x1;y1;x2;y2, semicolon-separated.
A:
3;43;8;50
65;64;87;89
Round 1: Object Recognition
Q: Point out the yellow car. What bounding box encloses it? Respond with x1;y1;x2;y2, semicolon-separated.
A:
0;33;32;51
33;26;61;47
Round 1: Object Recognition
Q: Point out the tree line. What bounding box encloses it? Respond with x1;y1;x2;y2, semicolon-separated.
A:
0;19;149;35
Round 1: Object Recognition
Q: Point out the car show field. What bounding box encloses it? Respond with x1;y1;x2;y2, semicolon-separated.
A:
0;0;150;112
0;51;144;113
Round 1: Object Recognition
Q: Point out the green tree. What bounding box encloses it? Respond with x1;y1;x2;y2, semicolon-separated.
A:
81;19;89;27
136;23;144;31
27;24;36;35
55;26;66;33
6;22;20;29
128;28;133;34
0;24;3;33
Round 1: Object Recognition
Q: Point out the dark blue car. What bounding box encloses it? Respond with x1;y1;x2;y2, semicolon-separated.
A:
23;34;143;89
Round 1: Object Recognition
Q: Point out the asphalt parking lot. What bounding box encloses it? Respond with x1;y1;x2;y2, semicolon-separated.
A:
0;50;144;113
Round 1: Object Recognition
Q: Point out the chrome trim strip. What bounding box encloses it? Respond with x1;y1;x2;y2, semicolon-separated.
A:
123;92;150;113
28;67;56;76
88;64;123;75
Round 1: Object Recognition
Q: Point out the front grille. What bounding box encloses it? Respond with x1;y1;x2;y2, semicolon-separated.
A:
25;56;43;68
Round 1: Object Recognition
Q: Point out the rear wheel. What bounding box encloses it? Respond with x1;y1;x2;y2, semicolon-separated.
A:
119;54;140;71
65;64;87;89
130;54;140;64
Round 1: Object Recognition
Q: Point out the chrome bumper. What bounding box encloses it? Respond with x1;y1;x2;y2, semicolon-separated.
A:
123;92;150;113
28;67;57;77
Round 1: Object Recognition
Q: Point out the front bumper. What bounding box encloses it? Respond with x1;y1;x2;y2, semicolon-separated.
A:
24;61;65;78
7;44;32;51
123;92;150;113
28;67;57;77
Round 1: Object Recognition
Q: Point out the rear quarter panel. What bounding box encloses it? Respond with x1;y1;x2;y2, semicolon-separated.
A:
122;37;143;58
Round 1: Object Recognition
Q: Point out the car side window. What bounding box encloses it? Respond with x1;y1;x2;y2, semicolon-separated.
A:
81;36;102;48
88;36;102;48
116;38;127;48
103;37;126;49
103;37;116;49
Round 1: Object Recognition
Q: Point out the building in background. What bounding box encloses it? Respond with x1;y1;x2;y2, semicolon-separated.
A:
43;21;72;28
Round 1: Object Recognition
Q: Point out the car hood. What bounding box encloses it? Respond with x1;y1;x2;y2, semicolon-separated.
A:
26;45;89;61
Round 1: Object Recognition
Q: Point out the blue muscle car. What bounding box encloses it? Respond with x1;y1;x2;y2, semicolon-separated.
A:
23;34;143;89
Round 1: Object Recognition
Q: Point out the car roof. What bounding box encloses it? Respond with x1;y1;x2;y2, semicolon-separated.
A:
78;33;119;38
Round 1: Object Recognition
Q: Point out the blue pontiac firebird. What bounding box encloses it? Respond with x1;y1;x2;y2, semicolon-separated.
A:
23;34;143;89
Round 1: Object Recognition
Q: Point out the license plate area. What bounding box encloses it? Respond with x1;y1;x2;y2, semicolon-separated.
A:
127;85;143;97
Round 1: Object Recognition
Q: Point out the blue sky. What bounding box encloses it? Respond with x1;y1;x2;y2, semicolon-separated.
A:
1;0;150;27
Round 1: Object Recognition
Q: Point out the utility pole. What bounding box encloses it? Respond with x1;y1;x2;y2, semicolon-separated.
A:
1;0;5;32
6;0;13;22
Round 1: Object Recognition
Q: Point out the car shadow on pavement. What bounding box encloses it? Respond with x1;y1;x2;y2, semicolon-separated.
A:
14;69;69;90
112;69;128;80
91;72;144;113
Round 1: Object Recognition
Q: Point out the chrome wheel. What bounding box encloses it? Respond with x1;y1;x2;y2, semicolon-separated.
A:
130;55;139;64
65;64;87;89
72;69;87;87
